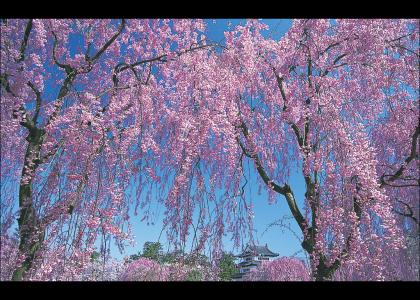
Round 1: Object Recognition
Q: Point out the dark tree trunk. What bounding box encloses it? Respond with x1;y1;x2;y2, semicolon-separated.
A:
301;236;340;281
313;255;340;281
11;128;45;281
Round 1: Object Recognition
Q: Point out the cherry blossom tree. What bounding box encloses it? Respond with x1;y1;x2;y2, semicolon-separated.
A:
244;257;311;281
119;258;168;281
0;18;214;280
118;257;218;281
157;19;419;280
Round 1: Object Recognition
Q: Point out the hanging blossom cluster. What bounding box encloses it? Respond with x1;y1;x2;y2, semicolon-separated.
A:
0;234;24;281
118;258;168;281
244;257;311;281
118;257;218;281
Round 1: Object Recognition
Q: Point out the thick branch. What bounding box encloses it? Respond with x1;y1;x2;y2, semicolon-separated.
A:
27;81;42;123
394;200;418;225
271;67;307;150
318;42;340;57
307;53;313;89
322;53;348;77
291;123;304;147
51;31;74;74
380;124;420;187
272;67;288;111
13;105;35;131
112;43;221;86
237;122;308;233
89;19;125;62
0;72;17;97
16;19;33;63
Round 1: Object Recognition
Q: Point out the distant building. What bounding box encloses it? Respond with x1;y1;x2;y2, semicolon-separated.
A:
232;243;279;280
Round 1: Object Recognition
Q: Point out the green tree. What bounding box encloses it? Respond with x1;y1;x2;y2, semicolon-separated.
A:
128;251;141;262
218;252;237;281
186;269;203;281
142;242;163;261
90;251;100;262
160;252;176;264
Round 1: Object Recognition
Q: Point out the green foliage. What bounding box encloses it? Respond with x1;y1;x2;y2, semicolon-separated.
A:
160;252;176;264
90;251;100;262
128;252;142;262
186;269;203;281
142;242;163;260
218;252;237;281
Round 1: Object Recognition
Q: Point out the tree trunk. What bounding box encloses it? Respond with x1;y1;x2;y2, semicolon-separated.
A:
313;256;340;281
301;238;340;281
11;128;45;281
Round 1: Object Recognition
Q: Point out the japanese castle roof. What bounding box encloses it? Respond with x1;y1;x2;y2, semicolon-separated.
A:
236;243;279;258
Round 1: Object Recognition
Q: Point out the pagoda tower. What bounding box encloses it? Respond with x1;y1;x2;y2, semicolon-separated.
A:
232;243;279;280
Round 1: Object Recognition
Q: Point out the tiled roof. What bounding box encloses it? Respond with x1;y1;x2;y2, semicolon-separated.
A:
236;244;279;258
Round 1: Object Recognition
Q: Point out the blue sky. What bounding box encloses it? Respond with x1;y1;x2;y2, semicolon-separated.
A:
109;19;309;262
